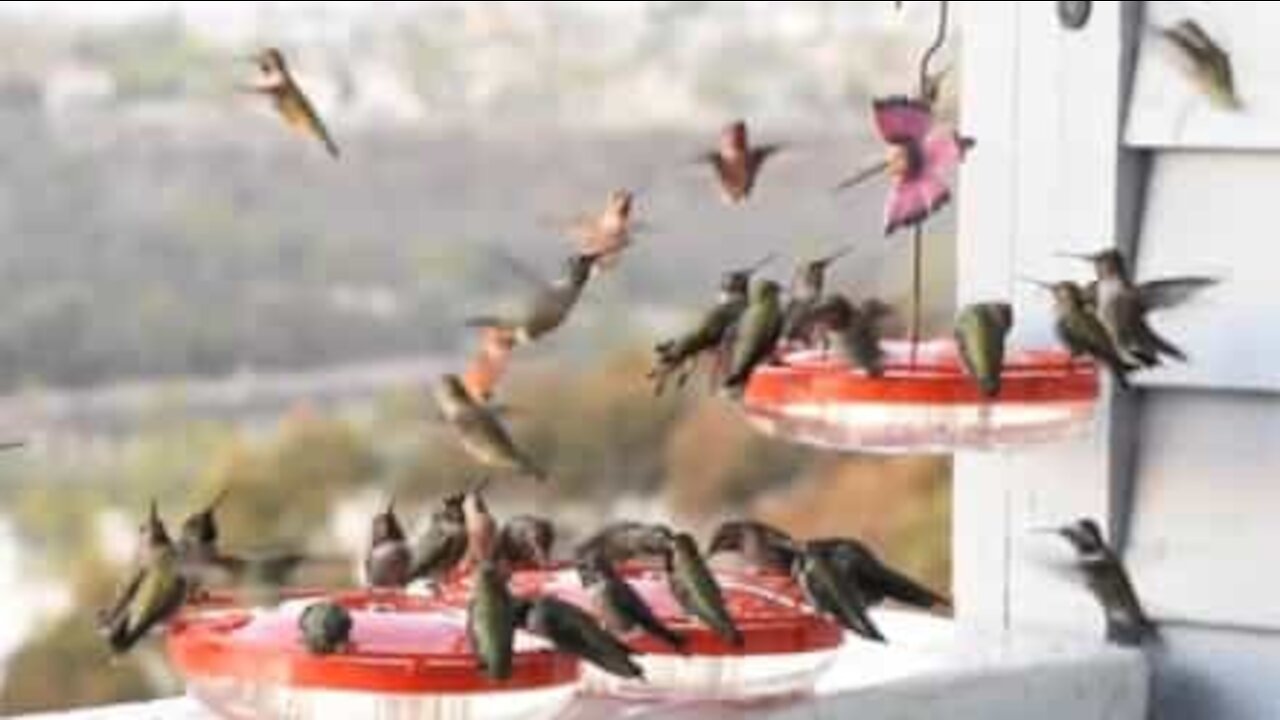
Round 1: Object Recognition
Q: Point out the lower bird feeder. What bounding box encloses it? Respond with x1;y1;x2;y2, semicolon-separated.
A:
743;339;1099;453
167;590;580;720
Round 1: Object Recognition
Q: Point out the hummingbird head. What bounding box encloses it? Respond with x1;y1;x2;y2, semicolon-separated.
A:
254;47;288;75
720;252;776;298
180;488;228;547
1050;280;1087;309
606;189;633;219
986;302;1014;333
721;120;748;156
440;492;467;523
574;547;612;587
435;373;473;409
1056;518;1107;554
1060;248;1126;281
858;297;894;322
142;499;171;548
370;496;405;544
750;279;782;303
797;247;853;292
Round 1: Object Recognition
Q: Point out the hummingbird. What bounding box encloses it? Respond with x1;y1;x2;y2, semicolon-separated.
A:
174;488;310;594
1063;248;1217;366
461;478;498;573
665;532;743;647
835;96;974;236
578;549;687;653
365;496;412;588
466;253;598;346
1027;279;1137;390
409;493;469;585
432;374;547;482
806;537;951;611
780;247;855;346
793;543;885;643
1159;19;1241;110
696;120;786;204
790;294;892;376
102;501;189;655
298;600;353;655
461;326;518;405
722;279;785;394
1038;518;1156;646
98;500;176;635
495;515;556;570
243;48;340;158
574;521;675;567
514;595;645;679
568;190;639;270
467;560;517;681
954;302;1014;398
706;519;799;571
175;488;231;568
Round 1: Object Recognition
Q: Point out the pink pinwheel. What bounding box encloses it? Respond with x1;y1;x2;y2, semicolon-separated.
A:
835;95;973;236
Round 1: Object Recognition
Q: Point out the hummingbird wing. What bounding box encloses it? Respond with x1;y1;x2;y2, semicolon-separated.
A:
832;160;888;193
862;557;951;610
1135;276;1218;311
744;143;785;194
606;575;686;652
274;82;340;158
804;556;886;642
541;598;643;678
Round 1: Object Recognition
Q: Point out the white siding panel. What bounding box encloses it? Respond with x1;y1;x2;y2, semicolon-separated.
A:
1150;625;1280;720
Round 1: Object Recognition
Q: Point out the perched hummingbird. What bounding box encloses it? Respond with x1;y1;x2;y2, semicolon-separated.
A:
461;478;498;572
466;253;597;346
665;532;743;647
793;543;885;643
467;560;517;681
780;247;855;346
1160;19;1241;110
243;48;340;158
697;120;786;204
568;190;638;270
102;501;189;655
1038;518;1156;646
574;521;674;567
1064;248;1217;366
791;295;892;376
365;496;412;588
432;374;546;482
578;550;687;653
299;600;353;655
954;302;1014;398
409;493;469;585
722;279;785;394
706;519;799;571
1029;279;1137;390
515;595;644;679
806;537;950;611
495;515;556;570
98;500;175;634
461;326;517;405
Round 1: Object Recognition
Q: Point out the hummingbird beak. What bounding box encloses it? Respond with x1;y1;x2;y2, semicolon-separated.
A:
814;245;855;268
469;475;492;496
1029;525;1065;536
149;498;160;523
1054;251;1098;262
1017;275;1054;290
382;494;396;516
745;252;777;274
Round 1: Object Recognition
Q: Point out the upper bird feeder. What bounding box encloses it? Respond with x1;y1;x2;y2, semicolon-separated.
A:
167;590;581;720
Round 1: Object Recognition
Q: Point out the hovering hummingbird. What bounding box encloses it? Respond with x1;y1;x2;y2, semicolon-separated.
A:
101;501;189;655
409;493;469;585
461;478;498;573
665;532;743;647
242;48;340;158
432;374;547;482
467;560;517;681
696;120;786;204
298;600;353;655
954;302;1014;398
514;595;645;679
835;96;974;236
578;550;687;653
1037;518;1156;646
461;326;517;405
1062;248;1217;366
780;247;855;346
365;496;412;588
706;519;799;571
649;254;776;395
1159;19;1241;110
1027;279;1137;390
568;190;639;269
793;543;885;643
722;279;785;394
466;253;598;346
806;537;951;611
574;521;675;567
495;515;556;570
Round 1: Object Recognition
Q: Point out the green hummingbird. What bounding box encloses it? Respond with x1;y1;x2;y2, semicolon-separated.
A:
574;521;674;567
793;543;885;643
409;493;469;585
432;374;547;482
299;600;353;655
365;496;412;588
1036;518;1156;646
495;515;556;570
722;279;785;394
806;537;951;611
243;48;340;158
466;253;598;346
706;519;799;571
102;501;189;655
1160;19;1242;110
955;302;1014;398
780;246;855;345
98;500;175;635
578;550;687;653
1028;279;1137;390
515;595;644;679
467;560;517;681
664;532;743;647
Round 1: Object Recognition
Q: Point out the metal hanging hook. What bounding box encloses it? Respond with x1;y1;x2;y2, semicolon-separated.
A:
917;0;951;99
